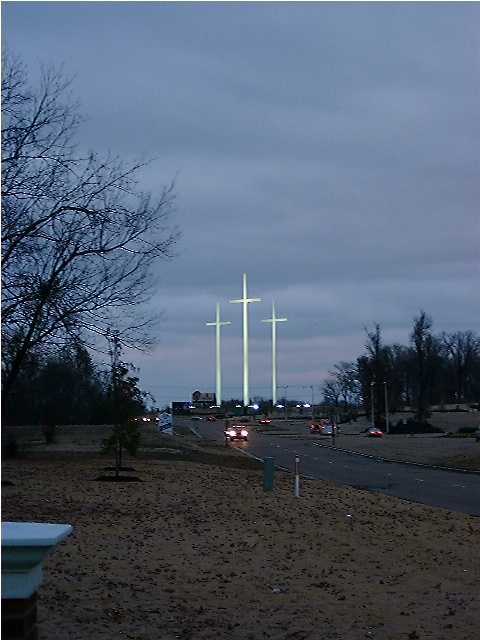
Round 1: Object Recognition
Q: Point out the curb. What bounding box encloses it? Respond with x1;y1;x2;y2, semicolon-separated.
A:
311;441;480;475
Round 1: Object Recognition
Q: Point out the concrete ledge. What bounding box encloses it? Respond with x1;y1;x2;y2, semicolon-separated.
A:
2;522;73;599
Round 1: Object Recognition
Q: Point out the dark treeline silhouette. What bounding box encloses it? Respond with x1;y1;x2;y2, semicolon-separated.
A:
4;340;148;427
323;311;480;423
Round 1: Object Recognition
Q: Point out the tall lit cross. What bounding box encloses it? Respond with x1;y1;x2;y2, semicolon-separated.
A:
262;302;288;405
206;303;231;406
230;273;261;407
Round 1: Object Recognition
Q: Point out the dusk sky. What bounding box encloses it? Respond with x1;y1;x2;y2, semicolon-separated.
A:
3;2;479;407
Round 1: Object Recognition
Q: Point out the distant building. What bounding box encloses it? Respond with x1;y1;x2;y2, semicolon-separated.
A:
191;390;216;408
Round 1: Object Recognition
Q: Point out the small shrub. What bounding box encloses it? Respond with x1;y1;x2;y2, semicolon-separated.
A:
390;418;443;435
102;421;141;476
458;426;478;435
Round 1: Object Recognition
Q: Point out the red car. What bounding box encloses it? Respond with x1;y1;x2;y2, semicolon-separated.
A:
309;420;335;435
259;418;271;425
206;416;217;422
367;427;383;437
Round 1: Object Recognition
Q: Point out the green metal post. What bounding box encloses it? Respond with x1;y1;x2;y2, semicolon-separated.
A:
263;457;275;491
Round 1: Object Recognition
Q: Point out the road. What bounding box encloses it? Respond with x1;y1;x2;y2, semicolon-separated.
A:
183;418;480;516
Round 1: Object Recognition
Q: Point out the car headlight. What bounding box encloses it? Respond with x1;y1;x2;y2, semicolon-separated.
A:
241;430;248;436
228;430;236;436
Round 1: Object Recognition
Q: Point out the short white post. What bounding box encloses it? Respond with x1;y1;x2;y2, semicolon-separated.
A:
294;455;300;497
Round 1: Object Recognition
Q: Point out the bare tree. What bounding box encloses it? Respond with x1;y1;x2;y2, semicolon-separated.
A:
1;55;179;400
441;331;480;403
410;311;434;423
322;378;342;409
329;361;361;408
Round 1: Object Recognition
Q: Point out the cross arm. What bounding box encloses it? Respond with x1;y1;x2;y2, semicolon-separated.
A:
230;298;262;304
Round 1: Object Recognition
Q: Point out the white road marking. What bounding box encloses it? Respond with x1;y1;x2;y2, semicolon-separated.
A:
452;484;466;489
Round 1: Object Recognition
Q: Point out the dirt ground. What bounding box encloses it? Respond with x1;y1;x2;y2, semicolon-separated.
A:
2;445;480;640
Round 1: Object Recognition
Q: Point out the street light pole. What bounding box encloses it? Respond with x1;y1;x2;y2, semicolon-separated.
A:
370;381;376;428
302;384;315;422
384;381;390;434
311;385;314;422
279;385;288;421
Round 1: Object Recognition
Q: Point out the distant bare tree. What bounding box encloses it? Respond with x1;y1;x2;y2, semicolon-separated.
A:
1;55;179;400
322;378;342;409
329;361;361;408
410;311;435;422
441;331;480;403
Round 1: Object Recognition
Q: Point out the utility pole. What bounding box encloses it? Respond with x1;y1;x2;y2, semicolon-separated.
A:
108;329;121;478
384;381;390;434
262;302;287;405
206;303;231;406
230;273;261;408
370;381;376;428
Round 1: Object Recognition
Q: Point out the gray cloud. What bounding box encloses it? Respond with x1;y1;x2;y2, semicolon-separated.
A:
4;2;479;406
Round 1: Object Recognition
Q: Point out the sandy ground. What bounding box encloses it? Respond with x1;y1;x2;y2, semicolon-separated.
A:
2;446;480;640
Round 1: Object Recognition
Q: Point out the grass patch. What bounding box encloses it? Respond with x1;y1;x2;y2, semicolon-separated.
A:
142;443;262;471
435;454;480;471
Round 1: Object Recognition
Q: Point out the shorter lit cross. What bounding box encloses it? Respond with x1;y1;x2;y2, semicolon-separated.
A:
262;302;287;405
206;303;231;406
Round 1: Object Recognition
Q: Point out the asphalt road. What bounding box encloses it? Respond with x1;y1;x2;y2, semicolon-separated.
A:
184;418;480;517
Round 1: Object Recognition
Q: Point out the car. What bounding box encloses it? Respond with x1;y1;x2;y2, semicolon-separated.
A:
366;427;383;437
206;416;217;422
224;425;249;442
259;418;271;425
309;420;335;435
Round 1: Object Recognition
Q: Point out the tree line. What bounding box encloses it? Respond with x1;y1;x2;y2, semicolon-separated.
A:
4;339;150;427
323;311;480;424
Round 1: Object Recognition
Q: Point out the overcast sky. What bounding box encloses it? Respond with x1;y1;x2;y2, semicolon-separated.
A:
3;2;479;406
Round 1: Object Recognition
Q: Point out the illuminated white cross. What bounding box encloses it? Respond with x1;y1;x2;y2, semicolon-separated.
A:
230;273;261;407
262;302;287;405
206;303;231;406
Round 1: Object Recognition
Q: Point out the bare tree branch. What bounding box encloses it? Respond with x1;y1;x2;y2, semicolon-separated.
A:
2;55;180;397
